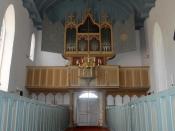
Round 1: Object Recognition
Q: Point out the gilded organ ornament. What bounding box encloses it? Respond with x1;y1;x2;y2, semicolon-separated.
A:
64;9;114;67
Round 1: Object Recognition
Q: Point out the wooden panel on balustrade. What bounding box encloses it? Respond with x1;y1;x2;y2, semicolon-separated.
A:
69;66;79;86
33;68;41;87
96;65;119;87
26;67;69;90
40;68;47;87
60;68;69;87
53;68;61;87
46;68;54;88
125;68;133;88
26;67;40;88
133;68;141;87
140;68;150;87
96;66;106;86
119;67;150;90
46;67;69;88
119;68;125;88
26;67;34;87
105;66;119;87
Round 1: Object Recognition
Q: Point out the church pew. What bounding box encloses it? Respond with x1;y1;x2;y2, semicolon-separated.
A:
107;88;175;131
0;91;69;131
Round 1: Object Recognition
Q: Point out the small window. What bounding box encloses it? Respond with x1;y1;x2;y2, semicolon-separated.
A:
79;91;98;99
29;33;36;61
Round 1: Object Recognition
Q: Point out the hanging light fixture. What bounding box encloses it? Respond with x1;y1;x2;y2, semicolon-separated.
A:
76;56;96;68
76;56;99;79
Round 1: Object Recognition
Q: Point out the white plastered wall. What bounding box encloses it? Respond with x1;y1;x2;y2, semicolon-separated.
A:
108;30;143;66
145;0;175;92
0;0;37;96
35;31;68;66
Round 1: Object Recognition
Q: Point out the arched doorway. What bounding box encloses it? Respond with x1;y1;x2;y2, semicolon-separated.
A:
153;22;167;92
77;91;99;126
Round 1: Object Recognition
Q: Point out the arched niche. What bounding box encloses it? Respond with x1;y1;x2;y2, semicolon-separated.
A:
115;95;122;106
46;93;54;105
123;95;130;105
131;95;138;102
38;93;46;103
107;95;114;106
55;93;63;105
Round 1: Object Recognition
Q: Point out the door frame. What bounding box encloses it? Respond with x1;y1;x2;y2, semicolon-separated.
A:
77;92;99;126
73;91;105;126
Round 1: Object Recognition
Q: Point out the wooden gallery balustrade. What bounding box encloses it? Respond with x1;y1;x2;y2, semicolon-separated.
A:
25;66;149;92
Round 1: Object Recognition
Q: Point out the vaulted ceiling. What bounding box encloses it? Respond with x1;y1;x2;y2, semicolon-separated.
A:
22;0;156;30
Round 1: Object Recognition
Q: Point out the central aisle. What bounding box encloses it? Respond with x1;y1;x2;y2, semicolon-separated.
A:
65;126;109;131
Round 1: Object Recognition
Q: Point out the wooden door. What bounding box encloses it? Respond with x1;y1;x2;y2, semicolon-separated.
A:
77;92;99;126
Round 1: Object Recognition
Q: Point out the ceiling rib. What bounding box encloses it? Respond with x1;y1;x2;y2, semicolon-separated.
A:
22;0;42;29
